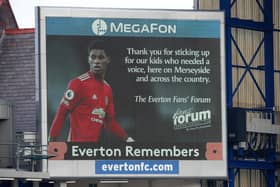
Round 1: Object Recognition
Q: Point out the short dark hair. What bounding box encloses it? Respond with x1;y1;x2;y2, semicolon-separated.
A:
87;40;110;56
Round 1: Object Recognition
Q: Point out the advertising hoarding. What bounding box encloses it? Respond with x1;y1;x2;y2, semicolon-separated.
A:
37;7;227;178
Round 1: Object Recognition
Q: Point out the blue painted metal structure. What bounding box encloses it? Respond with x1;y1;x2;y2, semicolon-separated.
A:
219;0;277;186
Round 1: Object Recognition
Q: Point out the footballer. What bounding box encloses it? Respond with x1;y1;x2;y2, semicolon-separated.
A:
48;40;134;143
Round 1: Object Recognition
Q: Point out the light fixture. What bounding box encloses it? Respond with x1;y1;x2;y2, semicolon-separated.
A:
0;178;15;181
66;180;76;184
25;178;42;182
99;179;128;184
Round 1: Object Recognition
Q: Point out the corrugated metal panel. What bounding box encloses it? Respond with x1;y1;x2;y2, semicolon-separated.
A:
274;0;280;111
234;169;266;187
198;0;219;10
0;33;36;132
199;0;280;111
231;28;265;108
231;0;266;109
231;0;263;21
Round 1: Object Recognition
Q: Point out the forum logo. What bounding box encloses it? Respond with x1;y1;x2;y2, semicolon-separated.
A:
173;108;211;131
92;19;107;36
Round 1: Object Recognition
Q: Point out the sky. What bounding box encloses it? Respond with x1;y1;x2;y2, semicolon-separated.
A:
9;0;194;28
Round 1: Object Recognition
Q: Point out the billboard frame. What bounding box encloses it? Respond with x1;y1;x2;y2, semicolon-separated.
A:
36;7;227;178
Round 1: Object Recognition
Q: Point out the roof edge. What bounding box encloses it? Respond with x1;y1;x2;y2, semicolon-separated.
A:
6;0;19;29
5;28;35;35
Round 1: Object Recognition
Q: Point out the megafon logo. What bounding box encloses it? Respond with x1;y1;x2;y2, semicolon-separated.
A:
92;19;108;36
92;19;177;35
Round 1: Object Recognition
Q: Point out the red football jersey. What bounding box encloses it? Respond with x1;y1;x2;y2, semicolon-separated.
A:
49;71;127;142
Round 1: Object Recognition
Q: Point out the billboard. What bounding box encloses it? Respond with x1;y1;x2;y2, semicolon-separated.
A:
37;7;226;178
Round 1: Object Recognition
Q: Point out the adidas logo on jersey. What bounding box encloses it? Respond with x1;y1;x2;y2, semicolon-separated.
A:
78;73;90;81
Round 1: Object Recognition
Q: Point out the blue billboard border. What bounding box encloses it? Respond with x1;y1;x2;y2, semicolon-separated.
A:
46;17;220;38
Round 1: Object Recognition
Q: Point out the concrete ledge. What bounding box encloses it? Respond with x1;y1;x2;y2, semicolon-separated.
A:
0;168;49;179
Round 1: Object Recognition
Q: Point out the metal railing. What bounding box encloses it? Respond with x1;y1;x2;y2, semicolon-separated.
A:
0;142;51;172
16;144;50;171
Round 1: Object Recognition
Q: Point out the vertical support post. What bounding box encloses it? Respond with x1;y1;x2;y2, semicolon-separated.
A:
263;0;274;110
55;182;67;187
227;142;235;187
33;181;40;187
12;179;18;187
263;1;275;187
220;0;233;108
220;0;234;186
16;144;20;171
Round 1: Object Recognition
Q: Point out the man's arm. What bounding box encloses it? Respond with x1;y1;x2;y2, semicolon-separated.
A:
104;118;135;142
105;85;135;142
104;118;128;141
48;79;81;141
48;103;69;141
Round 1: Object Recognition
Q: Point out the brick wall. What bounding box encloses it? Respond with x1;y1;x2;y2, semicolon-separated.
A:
0;32;36;132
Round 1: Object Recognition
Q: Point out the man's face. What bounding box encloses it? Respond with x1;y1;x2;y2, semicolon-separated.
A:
88;49;110;76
